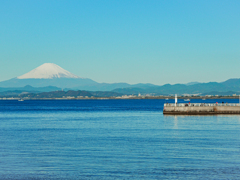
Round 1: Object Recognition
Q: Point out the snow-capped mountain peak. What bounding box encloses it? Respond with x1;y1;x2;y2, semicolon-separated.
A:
17;63;82;79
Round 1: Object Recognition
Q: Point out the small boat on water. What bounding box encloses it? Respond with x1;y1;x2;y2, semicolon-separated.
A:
165;98;169;100
184;99;190;101
18;99;24;101
202;98;206;100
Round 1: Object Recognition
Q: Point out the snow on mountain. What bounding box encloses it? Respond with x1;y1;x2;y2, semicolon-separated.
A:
17;63;82;79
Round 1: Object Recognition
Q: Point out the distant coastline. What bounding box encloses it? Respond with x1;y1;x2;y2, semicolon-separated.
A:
1;96;239;100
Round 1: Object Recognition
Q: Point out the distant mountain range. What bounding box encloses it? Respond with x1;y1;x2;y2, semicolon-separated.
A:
111;79;240;95
0;63;155;91
0;63;240;96
0;85;61;92
0;85;61;97
0;63;98;89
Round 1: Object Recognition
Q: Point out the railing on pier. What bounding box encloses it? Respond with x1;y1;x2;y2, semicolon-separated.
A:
164;103;240;107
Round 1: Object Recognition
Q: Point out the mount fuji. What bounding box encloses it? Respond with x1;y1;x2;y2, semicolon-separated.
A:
0;63;98;89
17;63;81;79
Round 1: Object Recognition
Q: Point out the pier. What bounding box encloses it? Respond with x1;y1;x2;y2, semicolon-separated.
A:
163;103;240;115
163;94;240;115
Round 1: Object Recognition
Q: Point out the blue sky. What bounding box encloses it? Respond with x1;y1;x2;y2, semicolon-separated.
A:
0;0;240;85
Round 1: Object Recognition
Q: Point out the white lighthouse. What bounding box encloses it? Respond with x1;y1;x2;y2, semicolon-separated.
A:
175;94;177;106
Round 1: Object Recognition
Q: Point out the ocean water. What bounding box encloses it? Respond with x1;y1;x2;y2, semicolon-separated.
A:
0;99;240;179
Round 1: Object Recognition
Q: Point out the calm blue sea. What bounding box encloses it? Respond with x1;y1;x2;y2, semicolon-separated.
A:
1;99;240;179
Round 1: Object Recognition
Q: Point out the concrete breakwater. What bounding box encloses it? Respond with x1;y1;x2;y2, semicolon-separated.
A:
163;103;240;115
